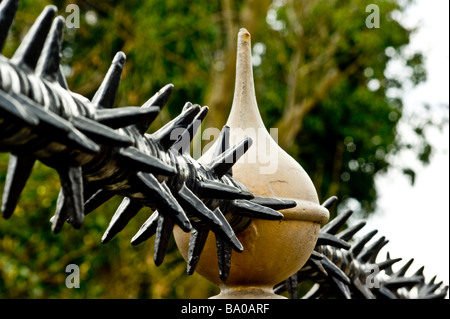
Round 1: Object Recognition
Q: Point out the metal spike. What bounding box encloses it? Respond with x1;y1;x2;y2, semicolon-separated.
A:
384;252;395;276
316;232;351;250
320;255;351;285
101;197;143;244
58;65;69;89
349;229;378;257
11;5;57;69
92;52;126;108
216;235;232;282
0;0;19;51
196;180;254;200
94;106;161;129
117;147;176;176
357;236;388;263
331;276;352;299
321;196;338;209
286;275;299;299
56;166;84;229
209;137;252;178
383;276;423;290
337;221;366;241
395;258;414;277
1;154;35;219
171;106;208;154
377;287;398;299
213;126;231;158
248;196;297;210
187;225;209;275
414;266;425;277
153;212;175;266
35;16;64;81
131;211;159;246
311;259;328;276
353;277;375;299
152;103;201;150
71;116;133;147
135;173;191;232
84;188;114;215
377;257;402;271
177;184;243;252
0;90;39;126
232;199;284;220
321;209;353;235
134;84;174;135
50;189;69;234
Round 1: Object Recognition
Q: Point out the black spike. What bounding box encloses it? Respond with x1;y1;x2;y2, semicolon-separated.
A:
71;116;134;147
131;211;159;246
311;259;328;276
320;255;351;285
171;106;208;154
321;209;353;235
135;172;191;232
10;5;57;70
357;236;388;263
384;252;395;276
349;229;378;257
216;235;232;282
94;106;161;129
58;66;69;89
117;147;176;176
210;137;253;178
35;16;64;81
177;183;243;252
51;166;84;233
187;225;209;275
331;276;352;299
231;199;284;220
377;287;398;299
213;126;231;158
383;276;423;290
377;257;402;271
134;84;174;135
0;91;39;126
92;52;126;108
249;196;297;210
286;275;299;299
196;179;254;200
316;232;351;250
353;277;375;299
57;166;84;229
0;0;19;51
321;196;338;209
1;154;35;219
101;197;143;244
337;221;366;241
152;103;201;150
153;212;175;266
84;188;114;215
414;266;425;277
395;258;414;277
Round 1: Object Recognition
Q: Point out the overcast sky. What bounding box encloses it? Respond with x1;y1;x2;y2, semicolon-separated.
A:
348;0;449;298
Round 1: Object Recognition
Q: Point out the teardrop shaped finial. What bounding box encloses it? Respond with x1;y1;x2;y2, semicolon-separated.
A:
227;28;265;130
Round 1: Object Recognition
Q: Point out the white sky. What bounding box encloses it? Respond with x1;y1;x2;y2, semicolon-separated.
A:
349;0;449;298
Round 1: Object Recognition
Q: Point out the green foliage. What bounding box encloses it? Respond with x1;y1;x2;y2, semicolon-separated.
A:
0;0;439;298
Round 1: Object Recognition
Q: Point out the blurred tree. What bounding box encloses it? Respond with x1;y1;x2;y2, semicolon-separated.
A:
0;0;440;298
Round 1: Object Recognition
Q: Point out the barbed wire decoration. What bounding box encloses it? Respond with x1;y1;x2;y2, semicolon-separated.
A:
0;0;447;298
0;0;296;282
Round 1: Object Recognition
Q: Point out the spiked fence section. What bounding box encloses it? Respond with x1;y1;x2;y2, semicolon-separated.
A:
275;198;449;299
0;0;294;281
